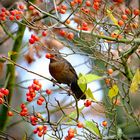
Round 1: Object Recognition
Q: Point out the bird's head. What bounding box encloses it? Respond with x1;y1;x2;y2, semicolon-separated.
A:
45;53;63;62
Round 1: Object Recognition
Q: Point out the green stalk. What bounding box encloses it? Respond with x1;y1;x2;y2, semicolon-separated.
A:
0;23;25;131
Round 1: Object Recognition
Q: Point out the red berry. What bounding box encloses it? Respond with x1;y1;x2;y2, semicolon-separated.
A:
29;38;35;44
38;96;44;102
82;22;88;27
20;111;26;116
84;99;92;107
0;12;5;17
38;131;43;137
133;9;140;16
68;128;74;134
31;34;39;41
43;126;47;131
35;85;41;91
37;99;43;105
60;9;66;14
67;32;74;40
10;10;16;16
82;26;88;31
102;121;107;127
118;20;124;26
68;128;75;138
20;103;26;109
86;0;91;6
77;122;84;128
125;8;131;15
121;14;128;20
115;0;123;3
0;16;6;21
93;2;99;10
30;92;36;98
27;96;33;102
34;36;39;41
33;79;39;85
107;68;113;75
29;5;34;10
42;31;47;36
5;10;10;16
68;133;74;138
22;107;28;112
59;30;66;36
18;4;25;10
70;1;75;6
7;111;14;116
1;7;6;12
46;89;52;95
33;128;38;134
66;19;71;24
16;15;21;20
45;53;52;59
77;0;82;4
61;5;67;10
1;88;9;96
9;15;14;21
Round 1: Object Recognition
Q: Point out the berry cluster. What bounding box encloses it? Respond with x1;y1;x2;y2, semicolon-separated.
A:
33;125;47;137
93;0;101;10
29;34;39;44
37;96;45;105
0;88;9;104
57;4;67;14
59;30;74;40
20;103;28;116
30;115;38;126
26;79;42;102
77;22;89;31
0;6;24;21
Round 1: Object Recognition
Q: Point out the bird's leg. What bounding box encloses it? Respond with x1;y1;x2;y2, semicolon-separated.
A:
50;78;60;86
66;84;72;96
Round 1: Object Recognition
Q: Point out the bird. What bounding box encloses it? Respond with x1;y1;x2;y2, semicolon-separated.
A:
48;53;86;100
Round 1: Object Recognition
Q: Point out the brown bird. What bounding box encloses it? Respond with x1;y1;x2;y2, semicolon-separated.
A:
48;53;86;100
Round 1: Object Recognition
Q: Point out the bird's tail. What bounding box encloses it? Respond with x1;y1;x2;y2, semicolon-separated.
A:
71;80;86;100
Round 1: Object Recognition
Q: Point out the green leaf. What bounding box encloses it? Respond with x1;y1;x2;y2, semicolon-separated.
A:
108;84;119;99
84;74;102;83
78;74;102;84
78;74;87;92
78;73;102;92
130;69;140;93
85;120;101;138
85;88;96;101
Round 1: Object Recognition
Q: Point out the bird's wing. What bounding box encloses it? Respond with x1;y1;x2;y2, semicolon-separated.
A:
64;59;78;80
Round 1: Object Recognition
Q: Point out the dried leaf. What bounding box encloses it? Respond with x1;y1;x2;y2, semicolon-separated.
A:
46;38;64;50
